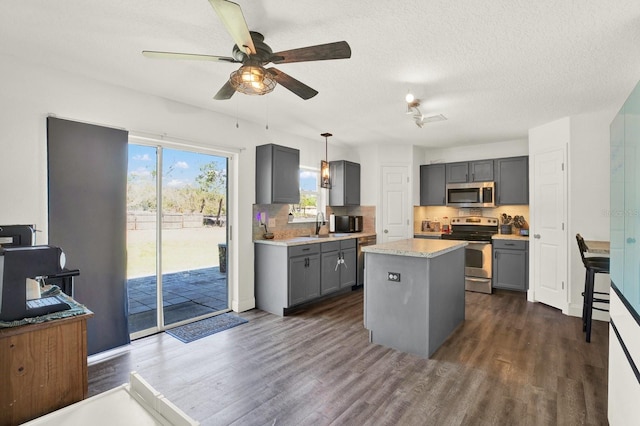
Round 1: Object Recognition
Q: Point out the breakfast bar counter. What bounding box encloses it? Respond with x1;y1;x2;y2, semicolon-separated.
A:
362;239;467;358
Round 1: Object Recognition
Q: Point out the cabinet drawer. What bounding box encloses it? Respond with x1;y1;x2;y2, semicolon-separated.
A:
321;241;340;252
289;244;320;257
340;239;356;249
493;239;527;250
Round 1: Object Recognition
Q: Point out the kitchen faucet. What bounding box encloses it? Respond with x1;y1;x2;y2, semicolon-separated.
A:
315;212;325;235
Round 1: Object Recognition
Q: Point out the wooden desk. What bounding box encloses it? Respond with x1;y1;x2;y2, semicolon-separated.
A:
0;313;91;425
585;240;610;255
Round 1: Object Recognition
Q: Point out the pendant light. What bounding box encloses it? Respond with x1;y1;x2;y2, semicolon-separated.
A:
320;132;332;189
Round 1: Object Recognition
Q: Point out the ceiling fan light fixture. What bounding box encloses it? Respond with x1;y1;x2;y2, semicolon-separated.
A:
229;65;276;95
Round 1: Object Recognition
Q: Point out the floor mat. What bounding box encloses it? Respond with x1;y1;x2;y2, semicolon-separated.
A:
165;313;248;343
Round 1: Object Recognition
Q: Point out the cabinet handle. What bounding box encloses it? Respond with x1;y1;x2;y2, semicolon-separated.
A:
494;251;497;259
627;237;636;244
505;243;515;246
302;248;310;251
533;234;541;239
472;173;475;181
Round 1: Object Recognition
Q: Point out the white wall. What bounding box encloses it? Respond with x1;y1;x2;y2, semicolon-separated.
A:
0;55;354;315
568;110;615;319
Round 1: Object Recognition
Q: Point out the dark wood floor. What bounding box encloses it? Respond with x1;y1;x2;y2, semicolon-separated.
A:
88;289;609;425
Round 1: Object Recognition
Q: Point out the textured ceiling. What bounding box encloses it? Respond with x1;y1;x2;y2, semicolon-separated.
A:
2;0;640;148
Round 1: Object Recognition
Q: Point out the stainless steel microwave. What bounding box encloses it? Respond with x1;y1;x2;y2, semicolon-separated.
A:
335;215;363;233
446;182;495;208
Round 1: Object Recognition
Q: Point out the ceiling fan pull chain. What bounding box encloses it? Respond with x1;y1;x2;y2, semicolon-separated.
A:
265;97;269;130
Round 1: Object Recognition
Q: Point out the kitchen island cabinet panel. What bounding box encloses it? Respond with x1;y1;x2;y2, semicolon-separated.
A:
364;239;466;358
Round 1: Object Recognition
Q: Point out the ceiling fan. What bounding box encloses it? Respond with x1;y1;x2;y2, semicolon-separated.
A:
142;0;351;100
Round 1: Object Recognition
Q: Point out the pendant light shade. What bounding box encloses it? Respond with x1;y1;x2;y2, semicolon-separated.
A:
229;65;276;96
320;132;332;189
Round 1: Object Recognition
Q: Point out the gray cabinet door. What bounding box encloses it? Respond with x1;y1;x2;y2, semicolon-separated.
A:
446;162;469;183
495;156;529;205
493;244;528;291
470;160;494;182
306;254;321;300
256;144;300;204
420;164;446;205
321;250;340;294
288;253;321;305
329;160;361;206
340;247;357;288
289;255;308;306
344;161;361;205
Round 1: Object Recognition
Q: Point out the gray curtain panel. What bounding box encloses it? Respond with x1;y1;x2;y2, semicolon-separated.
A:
47;117;129;355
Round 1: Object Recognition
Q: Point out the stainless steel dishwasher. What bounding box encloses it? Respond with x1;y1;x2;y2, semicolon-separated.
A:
355;234;377;289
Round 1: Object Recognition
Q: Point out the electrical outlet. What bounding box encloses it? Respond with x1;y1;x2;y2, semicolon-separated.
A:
268;218;276;228
387;272;401;282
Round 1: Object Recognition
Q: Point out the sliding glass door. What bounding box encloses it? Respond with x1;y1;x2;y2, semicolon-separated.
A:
126;144;229;338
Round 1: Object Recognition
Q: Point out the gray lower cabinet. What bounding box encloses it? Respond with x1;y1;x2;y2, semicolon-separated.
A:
288;245;320;306
414;234;441;239
495;156;528;205
255;238;357;316
419;164;446;206
492;239;529;291
320;240;356;295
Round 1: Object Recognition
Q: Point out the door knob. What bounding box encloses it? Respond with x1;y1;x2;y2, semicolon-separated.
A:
384;229;389;233
533;234;541;239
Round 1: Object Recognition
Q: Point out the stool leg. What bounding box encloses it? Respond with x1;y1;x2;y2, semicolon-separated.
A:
582;270;589;332
585;268;595;343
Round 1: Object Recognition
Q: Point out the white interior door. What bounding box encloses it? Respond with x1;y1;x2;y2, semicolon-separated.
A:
381;165;409;242
532;149;567;310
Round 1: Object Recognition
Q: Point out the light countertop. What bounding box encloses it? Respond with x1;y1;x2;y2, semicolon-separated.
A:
254;232;376;247
492;234;529;241
362;238;467;258
413;231;443;237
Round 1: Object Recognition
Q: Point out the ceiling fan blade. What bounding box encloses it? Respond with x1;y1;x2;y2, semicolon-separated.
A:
208;0;256;55
267;68;318;100
213;80;236;100
270;41;351;64
142;50;238;63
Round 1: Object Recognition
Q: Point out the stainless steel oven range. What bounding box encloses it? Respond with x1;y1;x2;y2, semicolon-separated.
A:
440;216;499;294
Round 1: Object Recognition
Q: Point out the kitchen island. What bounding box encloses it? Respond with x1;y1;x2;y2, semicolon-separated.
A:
363;238;467;358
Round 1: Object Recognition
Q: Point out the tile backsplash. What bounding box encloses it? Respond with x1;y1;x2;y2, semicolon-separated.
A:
253;204;376;240
414;205;530;234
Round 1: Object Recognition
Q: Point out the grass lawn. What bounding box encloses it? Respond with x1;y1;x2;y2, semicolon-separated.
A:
126;227;227;278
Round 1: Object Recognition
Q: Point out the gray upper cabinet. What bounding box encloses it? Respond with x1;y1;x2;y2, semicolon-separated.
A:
255;144;300;204
420;164;446;206
329;160;360;206
446;162;469;183
470;160;494;182
495;156;529;205
446;160;494;183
